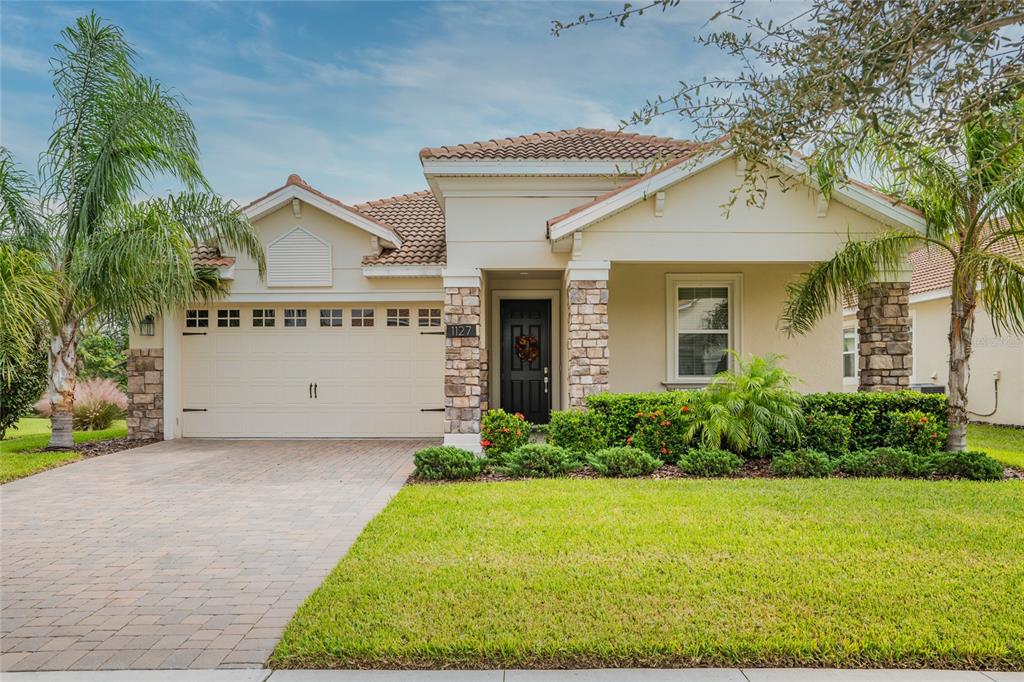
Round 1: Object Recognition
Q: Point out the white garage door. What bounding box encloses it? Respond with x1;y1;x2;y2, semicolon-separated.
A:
181;304;444;437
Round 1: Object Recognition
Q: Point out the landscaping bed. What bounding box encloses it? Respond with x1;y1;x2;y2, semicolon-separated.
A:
272;477;1024;670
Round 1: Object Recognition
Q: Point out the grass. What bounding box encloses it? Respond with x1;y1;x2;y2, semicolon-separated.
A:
273;478;1024;670
968;423;1024;468
0;417;127;483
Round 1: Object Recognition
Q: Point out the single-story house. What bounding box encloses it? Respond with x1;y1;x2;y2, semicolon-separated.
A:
842;223;1024;426
127;128;928;449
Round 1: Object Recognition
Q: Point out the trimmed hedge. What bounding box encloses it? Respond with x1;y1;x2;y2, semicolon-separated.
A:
413;447;482;481
586;391;693;446
547;410;608;455
799;391;947;451
836;447;936;479
933;450;1005;481
588;446;662;477
772;449;834;478
801;412;854;457
678;448;743;477
501;444;577;478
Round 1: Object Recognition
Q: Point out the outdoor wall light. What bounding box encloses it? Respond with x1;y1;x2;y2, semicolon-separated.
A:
140;315;155;337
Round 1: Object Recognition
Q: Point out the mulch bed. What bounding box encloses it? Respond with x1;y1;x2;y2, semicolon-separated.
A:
67;437;159;458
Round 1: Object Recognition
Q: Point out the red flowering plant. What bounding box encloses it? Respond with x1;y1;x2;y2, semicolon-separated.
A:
480;408;532;464
628;401;698;464
887;409;948;455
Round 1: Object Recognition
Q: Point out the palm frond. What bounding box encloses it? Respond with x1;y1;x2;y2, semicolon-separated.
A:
782;231;925;336
0;147;42;241
166;193;266;278
960;250;1024;336
0;244;63;380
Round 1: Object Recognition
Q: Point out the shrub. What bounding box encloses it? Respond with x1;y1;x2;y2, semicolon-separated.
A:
480;409;530;456
887;410;948;454
771;449;834;478
36;378;127;431
587;391;692;445
629;406;696;463
932;450;1004;481
547;409;608;455
677;447;743;477
800;392;947;451
801;412;854;457
836;447;935;478
501;444;576;478
588;446;662;477
413;446;482;480
0;336;47;439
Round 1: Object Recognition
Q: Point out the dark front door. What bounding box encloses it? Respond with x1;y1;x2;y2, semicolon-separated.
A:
500;299;552;423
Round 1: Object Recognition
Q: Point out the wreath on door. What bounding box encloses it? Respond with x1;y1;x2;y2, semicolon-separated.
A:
514;335;540;364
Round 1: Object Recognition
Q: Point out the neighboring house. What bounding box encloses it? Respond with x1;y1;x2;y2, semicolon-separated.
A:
842;226;1024;426
127;128;927;449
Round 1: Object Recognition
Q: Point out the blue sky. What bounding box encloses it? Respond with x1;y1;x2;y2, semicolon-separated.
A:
2;1;753;204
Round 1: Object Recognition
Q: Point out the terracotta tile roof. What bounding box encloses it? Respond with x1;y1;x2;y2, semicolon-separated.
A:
357;191;446;266
419;128;698;161
190;245;235;267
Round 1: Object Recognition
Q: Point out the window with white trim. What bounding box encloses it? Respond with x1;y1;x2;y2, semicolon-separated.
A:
843;327;857;380
351;308;374;327
217;309;240;328
386;308;410;327
252;309;275;327
418;308;442;327
667;275;740;381
186;309;208;328
284;308;307;327
320;308;343;327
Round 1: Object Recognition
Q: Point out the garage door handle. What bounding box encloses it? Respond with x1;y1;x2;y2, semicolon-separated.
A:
420;408;444;412
309;382;313;399
314;383;318;399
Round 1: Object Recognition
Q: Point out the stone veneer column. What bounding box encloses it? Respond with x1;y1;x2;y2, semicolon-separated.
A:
566;261;610;409
126;348;164;439
442;269;483;450
857;281;912;391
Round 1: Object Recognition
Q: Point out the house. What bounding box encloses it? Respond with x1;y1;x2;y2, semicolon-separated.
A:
842;224;1024;426
126;128;928;450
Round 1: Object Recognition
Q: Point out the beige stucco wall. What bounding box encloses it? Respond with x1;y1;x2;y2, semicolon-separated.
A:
609;262;843;394
579;159;890;263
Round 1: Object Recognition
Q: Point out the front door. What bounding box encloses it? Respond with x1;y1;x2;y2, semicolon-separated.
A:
499;299;552;423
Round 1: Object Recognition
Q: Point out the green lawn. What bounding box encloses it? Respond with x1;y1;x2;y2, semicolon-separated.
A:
1;417;127;483
273;478;1024;670
968;423;1024;467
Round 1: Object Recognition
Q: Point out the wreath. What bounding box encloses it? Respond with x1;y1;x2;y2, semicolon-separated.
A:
514;335;540;364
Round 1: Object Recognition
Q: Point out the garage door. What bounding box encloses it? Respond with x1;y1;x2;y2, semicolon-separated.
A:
181;304;444;437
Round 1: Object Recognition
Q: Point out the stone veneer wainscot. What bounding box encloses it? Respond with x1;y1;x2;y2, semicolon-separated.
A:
127;348;163;439
857;282;913;391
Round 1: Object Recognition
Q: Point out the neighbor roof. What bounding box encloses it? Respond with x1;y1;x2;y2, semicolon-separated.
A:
419;128;698;161
358;191;446;266
908;217;1021;296
191;245;235;267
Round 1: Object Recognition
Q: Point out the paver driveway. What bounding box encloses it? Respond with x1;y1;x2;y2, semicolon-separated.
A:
0;438;425;672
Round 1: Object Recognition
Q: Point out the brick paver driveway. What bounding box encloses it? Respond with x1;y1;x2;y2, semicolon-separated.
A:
0;438;425;672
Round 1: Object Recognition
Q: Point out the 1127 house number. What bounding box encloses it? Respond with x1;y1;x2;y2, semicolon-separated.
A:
445;324;478;338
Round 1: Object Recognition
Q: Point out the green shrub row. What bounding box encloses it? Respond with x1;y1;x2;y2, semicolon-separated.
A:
799;391;947;450
770;447;1003;481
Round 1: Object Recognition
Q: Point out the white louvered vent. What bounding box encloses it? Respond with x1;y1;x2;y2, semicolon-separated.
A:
267;227;332;287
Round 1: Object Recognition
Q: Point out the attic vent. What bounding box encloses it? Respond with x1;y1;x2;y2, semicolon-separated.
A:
267;227;332;287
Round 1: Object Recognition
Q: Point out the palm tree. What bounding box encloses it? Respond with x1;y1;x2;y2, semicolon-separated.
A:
782;101;1024;451
1;14;264;449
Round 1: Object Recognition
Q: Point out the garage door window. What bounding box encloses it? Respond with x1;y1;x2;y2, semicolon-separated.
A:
253;309;275;327
418;308;441;327
284;309;307;327
352;308;374;327
320;308;343;327
217;309;240;328
186;310;208;328
386;308;410;327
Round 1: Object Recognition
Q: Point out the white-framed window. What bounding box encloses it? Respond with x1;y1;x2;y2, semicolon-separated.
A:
185;309;208;328
217;309;240;328
320;308;343;327
252;308;275;328
351;308;374;328
843;326;857;383
284;308;307;328
666;274;741;382
418;308;442;327
386;308;410;327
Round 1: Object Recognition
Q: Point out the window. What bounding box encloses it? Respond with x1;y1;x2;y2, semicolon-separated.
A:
351;308;374;327
284;308;307;328
185;309;208;328
252;309;275;327
217;309;240;328
843;327;857;380
418;308;442;327
667;275;740;381
320;308;343;327
386;308;410;327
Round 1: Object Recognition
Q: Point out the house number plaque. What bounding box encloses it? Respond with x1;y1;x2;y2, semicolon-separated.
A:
445;324;478;338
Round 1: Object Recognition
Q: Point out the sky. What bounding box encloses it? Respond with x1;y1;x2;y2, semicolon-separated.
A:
1;1;765;205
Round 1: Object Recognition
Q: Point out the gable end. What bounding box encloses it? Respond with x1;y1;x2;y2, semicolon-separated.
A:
267;226;332;287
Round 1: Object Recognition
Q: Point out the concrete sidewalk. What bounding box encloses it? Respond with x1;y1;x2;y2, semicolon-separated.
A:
2;669;1022;681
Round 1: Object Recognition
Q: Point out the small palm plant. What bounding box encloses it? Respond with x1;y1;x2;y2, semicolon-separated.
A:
0;14;265;449
783;101;1024;451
